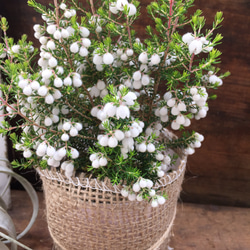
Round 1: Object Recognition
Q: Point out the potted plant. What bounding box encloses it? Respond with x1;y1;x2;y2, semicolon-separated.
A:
0;0;229;249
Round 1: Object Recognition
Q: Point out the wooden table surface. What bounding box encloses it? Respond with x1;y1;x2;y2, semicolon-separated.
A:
3;190;250;250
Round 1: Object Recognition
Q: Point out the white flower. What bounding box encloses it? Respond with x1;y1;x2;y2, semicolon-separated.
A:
138;52;148;64
123;92;137;105
147;143;155;153
38;86;48;96
45;94;54;104
151;199;159;208
93;54;103;65
36;142;47;157
70;42;79;53
150;54;161;65
99;157;108;166
139;178;147;188
103;53;114;65
79;27;90;37
132;183;141;192
116;0;128;11
116;105;130;119
149;189;156;197
121;188;129;197
189;39;203;55
157;196;166;205
47;24;57;34
54;77;63;88
133;71;141;81
114;130;125;141
127;3;137;16
23;150;32;158
64;76;72;86
70;148;79;159
182;32;194;45
79;47;88;57
53;30;62;40
128;193;136;201
61;133;69;141
70;127;78;137
110;3;119;14
171;120;180;130
108;137;118;148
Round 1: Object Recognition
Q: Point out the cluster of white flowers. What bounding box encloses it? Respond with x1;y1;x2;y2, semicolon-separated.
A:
182;32;213;55
110;0;137;16
121;177;166;207
184;132;204;155
0;0;226;207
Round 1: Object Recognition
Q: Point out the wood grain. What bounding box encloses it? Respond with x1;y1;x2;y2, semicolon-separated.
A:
1;0;250;206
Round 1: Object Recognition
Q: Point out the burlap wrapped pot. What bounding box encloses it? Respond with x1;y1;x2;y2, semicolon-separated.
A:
38;131;187;250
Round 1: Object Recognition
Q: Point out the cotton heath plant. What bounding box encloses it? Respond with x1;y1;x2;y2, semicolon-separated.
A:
0;0;229;207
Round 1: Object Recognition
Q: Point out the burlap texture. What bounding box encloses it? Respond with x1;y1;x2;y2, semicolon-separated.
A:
39;153;186;250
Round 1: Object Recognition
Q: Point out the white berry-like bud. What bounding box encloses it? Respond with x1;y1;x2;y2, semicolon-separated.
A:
89;153;98;162
138;143;147;152
64;76;72;86
103;53;114;65
171;120;180;130
157;170;165;178
92;159;100;168
156;153;164;161
176;114;185;125
73;77;82;87
149;189;156;197
38;86;48;96
70;148;79;159
136;194;144;202
23;85;32;96
99;157;108;166
133;71;142;81
30;81;40;90
127;3;137;16
46;146;56;157
157;196;166;205
54;77;63;88
189;39;203;55
79;47;88;57
53;30;62;40
44;117;53;126
163;92;172;101
121;188;129;197
138;52;148;64
132;183;141;192
178;102;187;111
48;57;58;67
150;53;161;65
114;130;125;141
45;94;54;104
108;137;118;148
139;178;147;188
126;49;133;56
171;106;180;116
141;74;150;86
128;193;136;201
93;54;103;65
70;42;79;53
36;142;47;157
80;27;90;37
146;179;154;188
151;199;159;208
23;150;32;158
63;122;71;131
190;87;198;95
182;32;194;45
167;98;176;107
147;143;155;153
47;24;57;34
42;69;52;79
70;127;78;137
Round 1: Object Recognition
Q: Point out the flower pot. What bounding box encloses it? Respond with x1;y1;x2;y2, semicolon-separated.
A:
38;150;187;250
